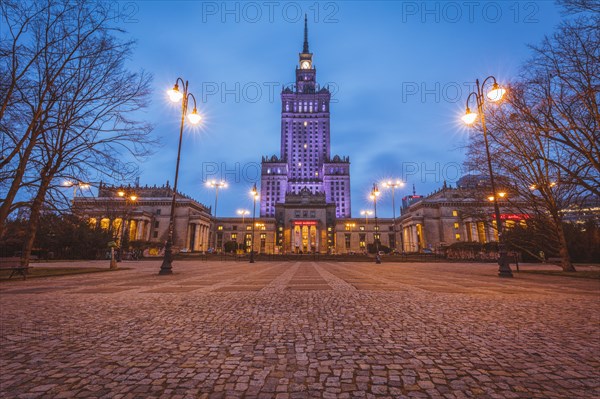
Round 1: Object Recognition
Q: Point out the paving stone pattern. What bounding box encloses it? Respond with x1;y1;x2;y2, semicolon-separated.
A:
1;261;598;398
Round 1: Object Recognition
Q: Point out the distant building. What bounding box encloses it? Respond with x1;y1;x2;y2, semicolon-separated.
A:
74;182;212;252
397;183;526;252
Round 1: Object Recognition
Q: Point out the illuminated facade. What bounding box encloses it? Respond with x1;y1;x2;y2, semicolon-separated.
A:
397;181;526;253
74;183;212;252
260;16;351;219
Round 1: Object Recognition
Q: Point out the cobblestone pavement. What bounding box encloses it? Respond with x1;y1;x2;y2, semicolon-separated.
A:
1;261;599;398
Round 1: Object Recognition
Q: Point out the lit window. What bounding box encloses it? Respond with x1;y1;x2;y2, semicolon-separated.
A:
217;225;223;231
454;222;459;229
452;210;458;217
455;233;461;240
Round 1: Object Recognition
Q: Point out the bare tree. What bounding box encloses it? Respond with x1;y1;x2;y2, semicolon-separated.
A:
1;0;154;237
465;11;598;271
0;0;155;266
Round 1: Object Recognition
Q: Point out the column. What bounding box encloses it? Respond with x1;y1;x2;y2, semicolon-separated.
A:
193;224;200;251
203;225;209;251
186;224;193;251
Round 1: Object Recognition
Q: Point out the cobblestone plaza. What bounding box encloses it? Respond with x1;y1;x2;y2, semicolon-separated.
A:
1;261;598;398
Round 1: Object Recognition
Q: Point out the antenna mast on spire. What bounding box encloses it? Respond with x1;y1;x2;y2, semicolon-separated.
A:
303;14;309;53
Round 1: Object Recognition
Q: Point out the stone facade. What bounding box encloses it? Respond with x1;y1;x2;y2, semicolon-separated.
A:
74;183;212;252
334;218;395;255
397;183;526;253
213;217;277;254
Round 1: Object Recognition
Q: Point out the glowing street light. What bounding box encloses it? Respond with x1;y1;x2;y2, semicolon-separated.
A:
207;180;227;253
486;82;506;102
160;78;202;276
167;82;202;125
462;75;512;278
249;184;259;263
360;210;373;225
63;180;90;204
114;187;138;267
370;183;381;264
237;209;250;224
461;107;478;125
382;179;404;253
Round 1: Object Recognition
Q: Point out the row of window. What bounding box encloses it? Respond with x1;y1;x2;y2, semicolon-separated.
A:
284;101;328;113
344;225;385;231
217;225;267;231
294;210;317;218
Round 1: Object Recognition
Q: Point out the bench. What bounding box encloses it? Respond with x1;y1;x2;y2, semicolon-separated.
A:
0;258;28;280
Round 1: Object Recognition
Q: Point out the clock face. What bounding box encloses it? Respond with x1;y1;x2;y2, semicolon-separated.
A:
301;61;311;69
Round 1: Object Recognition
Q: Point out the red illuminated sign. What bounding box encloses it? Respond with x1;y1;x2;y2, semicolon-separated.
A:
294;220;317;226
491;214;530;220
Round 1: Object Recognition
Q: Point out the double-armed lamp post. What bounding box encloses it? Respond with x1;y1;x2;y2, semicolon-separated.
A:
116;188;138;257
237;209;250;224
462;75;513;278
249;183;259;263
370;183;381;264
63;181;90;205
159;78;202;275
360;210;373;225
382;179;404;253
207;180;227;253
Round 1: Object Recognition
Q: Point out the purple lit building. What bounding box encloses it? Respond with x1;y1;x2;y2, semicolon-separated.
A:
260;17;351;219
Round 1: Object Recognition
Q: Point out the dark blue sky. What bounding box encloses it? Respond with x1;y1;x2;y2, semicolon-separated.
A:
118;1;563;217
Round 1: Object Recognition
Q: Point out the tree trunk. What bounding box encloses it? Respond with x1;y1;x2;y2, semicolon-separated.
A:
555;219;576;272
20;175;51;268
0;127;39;236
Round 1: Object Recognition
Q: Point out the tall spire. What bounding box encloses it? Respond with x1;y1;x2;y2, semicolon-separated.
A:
302;14;309;53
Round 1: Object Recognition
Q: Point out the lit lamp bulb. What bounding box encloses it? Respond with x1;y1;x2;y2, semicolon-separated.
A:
486;82;506;102
488;196;495;202
167;84;183;103
461;107;478;125
130;195;138;201
187;107;202;124
117;191;125;197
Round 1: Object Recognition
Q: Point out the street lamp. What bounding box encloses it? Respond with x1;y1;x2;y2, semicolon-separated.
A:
382;179;404;253
237;209;250;224
63;180;90;204
160;78;202;275
116;188;138;261
207;180;227;253
463;75;513;278
360;210;373;225
249;183;259;263
370;183;381;264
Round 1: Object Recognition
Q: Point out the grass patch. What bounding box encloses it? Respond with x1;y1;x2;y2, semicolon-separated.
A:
0;267;128;281
520;270;600;280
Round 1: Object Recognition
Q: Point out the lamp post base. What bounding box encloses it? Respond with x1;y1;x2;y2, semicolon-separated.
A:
110;248;117;270
497;253;513;278
249;251;255;263
159;241;174;275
